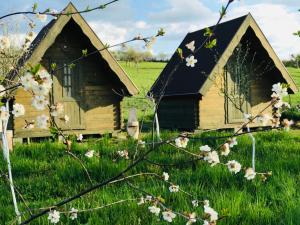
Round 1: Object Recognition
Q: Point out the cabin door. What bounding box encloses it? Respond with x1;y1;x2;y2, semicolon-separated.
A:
225;68;251;123
53;62;85;130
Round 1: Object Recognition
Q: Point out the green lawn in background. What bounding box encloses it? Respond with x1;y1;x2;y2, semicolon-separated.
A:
287;67;300;105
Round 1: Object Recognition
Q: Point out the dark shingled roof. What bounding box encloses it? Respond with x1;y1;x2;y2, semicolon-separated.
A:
150;15;248;98
6;19;56;81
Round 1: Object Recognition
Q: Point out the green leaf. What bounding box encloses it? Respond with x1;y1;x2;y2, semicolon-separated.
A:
176;48;183;60
220;5;226;18
51;63;57;71
30;64;41;75
156;28;166;37
293;31;300;37
82;49;88;57
204;27;213;37
68;63;76;69
104;43;110;49
32;3;38;12
205;38;217;49
99;5;106;9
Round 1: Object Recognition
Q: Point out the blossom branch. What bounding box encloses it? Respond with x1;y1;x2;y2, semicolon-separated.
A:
0;0;120;20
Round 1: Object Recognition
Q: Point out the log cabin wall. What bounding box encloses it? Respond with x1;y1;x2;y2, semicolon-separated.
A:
13;19;123;138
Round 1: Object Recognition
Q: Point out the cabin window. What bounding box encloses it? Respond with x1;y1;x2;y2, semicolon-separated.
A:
63;63;72;97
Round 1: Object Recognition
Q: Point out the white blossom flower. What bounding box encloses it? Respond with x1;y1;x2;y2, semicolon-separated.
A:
50;103;64;117
162;172;169;181
162;211;176;222
48;210;60;224
203;220;210;225
200;145;211;152
169;185;179;193
204;205;218;222
32;95;49;110
221;143;230;156
117;150;129;159
36;115;48;129
192;200;199;207
145;195;153;202
272;83;288;98
138;140;146;148
228;137;237;148
0;85;6;97
226;160;242;174
36;13;47;22
175;137;189;148
20;72;37;91
32;83;50;96
69;207;78;220
282;119;294;131
137;197;145;205
37;69;53;89
85;150;94;158
244;168;256;180
0;106;9;121
186;212;197;225
77;134;83;142
186;55;198;67
148;205;161;216
256;114;271;126
12;103;25;117
274;99;283;109
203;200;210;206
23;120;35;129
186;41;195;52
204;151;220;166
0;36;10;49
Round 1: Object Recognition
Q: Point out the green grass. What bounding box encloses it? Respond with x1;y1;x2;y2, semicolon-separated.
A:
287;67;300;105
120;61;166;123
1;130;300;224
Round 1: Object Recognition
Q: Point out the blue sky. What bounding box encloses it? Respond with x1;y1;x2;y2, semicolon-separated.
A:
1;0;299;59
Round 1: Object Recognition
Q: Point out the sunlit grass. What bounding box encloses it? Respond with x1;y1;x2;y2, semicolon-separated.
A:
1;130;299;224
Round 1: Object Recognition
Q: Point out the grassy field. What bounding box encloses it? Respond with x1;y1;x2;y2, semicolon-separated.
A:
120;61;166;122
0;130;300;224
287;67;300;105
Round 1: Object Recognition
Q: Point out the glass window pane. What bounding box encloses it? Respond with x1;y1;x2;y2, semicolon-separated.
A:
68;75;71;86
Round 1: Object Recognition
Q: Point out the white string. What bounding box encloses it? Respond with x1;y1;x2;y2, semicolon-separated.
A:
247;126;256;171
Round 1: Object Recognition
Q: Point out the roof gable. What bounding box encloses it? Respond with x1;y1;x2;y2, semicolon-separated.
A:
150;14;297;97
8;2;138;95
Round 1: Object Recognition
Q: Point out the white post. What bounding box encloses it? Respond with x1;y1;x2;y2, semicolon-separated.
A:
247;126;256;171
154;112;161;141
1;102;21;223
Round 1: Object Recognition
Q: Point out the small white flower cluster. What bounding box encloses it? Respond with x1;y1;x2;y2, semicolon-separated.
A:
271;83;292;128
185;40;198;67
117;150;129;159
36;13;47;22
85;150;95;158
175;136;189;148
203;200;218;224
220;137;237;156
48;208;78;224
244;167;256;180
169;184;179;193
0;36;10;49
50;102;64;117
226;160;242;174
20;69;54;129
200;145;220;167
